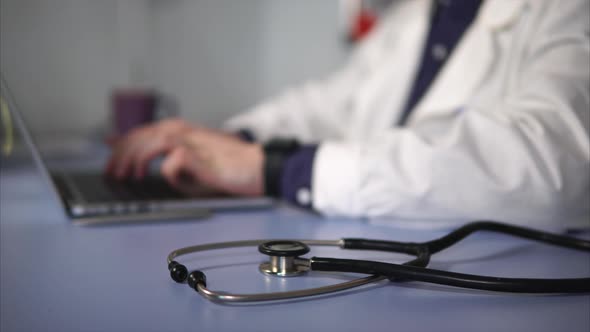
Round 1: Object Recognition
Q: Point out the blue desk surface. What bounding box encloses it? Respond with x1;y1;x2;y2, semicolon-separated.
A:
1;162;589;332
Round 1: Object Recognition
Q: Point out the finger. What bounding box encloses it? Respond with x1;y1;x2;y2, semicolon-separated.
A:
104;156;116;177
104;129;144;177
122;122;187;178
104;134;121;146
133;138;173;179
108;132;147;179
114;150;138;179
105;143;128;177
161;147;205;195
161;147;189;188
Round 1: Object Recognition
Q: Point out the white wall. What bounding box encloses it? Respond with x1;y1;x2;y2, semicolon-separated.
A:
0;0;122;138
116;0;154;87
0;0;349;139
149;0;267;127
259;0;348;98
150;0;348;127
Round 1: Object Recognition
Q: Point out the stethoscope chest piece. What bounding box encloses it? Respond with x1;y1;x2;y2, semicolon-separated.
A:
258;240;310;277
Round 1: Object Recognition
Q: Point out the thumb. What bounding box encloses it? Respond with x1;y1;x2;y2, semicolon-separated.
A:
161;147;203;195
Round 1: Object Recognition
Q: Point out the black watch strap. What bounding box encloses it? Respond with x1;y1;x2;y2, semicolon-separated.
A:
263;139;301;197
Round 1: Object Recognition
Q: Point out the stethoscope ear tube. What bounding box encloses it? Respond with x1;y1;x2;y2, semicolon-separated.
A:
342;238;423;255
309;257;590;293
328;222;590;293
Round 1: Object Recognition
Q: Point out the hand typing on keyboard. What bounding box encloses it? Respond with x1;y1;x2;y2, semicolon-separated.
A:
162;128;263;197
105;118;264;197
105;118;195;180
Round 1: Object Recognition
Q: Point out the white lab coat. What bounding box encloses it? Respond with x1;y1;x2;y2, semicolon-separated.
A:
225;0;590;228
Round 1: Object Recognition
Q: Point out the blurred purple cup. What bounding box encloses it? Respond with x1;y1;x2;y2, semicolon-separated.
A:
111;88;158;136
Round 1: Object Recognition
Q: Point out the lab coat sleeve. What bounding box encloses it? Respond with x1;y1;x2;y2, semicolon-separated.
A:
222;11;396;144
223;68;354;143
313;1;590;227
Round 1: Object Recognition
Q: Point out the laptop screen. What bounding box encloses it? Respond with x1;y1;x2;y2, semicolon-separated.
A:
1;74;70;219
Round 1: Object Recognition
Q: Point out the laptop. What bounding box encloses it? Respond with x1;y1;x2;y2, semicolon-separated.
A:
0;75;274;225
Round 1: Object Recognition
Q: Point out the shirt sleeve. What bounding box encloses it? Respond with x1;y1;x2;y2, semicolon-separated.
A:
280;145;318;209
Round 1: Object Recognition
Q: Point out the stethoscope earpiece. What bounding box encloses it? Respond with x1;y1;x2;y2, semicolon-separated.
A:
168;260;207;292
168;261;188;283
187;271;207;291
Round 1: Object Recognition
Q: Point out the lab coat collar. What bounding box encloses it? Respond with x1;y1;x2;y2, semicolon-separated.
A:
406;0;528;125
478;0;528;30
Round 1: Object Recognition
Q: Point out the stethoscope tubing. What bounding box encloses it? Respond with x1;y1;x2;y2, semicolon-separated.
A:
310;257;590;293
196;275;386;303
168;221;590;302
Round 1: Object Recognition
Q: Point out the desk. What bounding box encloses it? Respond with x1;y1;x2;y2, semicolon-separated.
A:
1;163;589;332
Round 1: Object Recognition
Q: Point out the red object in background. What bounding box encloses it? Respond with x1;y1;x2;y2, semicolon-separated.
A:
350;8;377;42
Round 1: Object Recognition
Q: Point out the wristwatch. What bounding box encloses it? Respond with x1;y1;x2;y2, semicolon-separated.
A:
263;138;301;197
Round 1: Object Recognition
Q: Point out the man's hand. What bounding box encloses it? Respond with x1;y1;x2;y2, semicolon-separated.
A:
105;118;264;197
105;118;196;179
161;128;264;197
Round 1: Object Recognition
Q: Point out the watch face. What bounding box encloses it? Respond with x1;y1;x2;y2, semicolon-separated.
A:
258;240;310;257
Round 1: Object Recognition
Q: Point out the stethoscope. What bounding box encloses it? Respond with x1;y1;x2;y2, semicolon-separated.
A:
167;221;590;303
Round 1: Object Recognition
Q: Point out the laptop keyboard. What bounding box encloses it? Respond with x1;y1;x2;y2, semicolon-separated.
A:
66;174;184;203
50;171;271;218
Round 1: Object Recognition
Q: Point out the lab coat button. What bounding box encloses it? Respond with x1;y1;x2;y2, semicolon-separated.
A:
432;44;448;62
296;188;312;206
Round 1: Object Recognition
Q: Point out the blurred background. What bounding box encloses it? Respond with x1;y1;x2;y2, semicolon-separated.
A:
0;0;392;152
